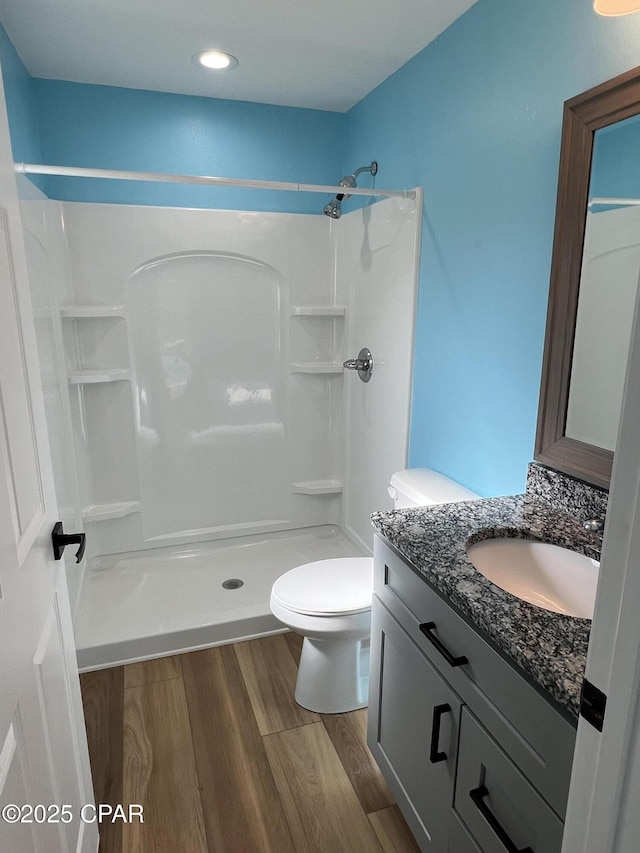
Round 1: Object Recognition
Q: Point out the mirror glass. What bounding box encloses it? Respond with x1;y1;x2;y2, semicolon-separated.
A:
565;114;640;452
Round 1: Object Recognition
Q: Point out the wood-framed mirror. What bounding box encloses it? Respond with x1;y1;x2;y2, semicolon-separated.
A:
535;65;640;490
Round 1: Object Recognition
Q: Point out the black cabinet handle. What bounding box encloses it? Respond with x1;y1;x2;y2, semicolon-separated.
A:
429;703;450;763
470;785;533;853
419;621;468;667
52;521;86;564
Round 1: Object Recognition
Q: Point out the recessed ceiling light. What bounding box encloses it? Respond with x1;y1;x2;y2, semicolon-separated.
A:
193;50;238;71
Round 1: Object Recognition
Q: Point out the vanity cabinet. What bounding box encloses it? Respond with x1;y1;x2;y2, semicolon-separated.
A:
367;536;577;853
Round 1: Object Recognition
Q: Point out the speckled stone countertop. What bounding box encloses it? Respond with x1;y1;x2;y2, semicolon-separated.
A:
371;489;603;721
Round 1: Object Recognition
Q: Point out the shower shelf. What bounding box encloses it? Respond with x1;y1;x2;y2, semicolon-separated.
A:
290;362;343;374
290;306;345;317
292;480;343;495
68;368;131;384
61;305;126;318
82;501;140;522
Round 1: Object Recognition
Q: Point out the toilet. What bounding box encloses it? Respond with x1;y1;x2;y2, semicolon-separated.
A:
269;468;478;714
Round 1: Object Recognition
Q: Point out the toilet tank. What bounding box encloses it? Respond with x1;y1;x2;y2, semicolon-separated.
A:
388;468;478;509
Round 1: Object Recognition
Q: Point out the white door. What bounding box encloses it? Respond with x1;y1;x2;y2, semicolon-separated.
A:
561;213;640;846
0;68;97;853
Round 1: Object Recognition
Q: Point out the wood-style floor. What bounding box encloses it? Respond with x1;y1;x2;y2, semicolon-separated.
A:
79;632;420;853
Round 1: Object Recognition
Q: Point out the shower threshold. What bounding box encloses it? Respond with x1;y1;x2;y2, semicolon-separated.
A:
74;525;366;671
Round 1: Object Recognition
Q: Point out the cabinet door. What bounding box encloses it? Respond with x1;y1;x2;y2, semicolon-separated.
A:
455;708;564;853
448;812;482;853
368;597;461;852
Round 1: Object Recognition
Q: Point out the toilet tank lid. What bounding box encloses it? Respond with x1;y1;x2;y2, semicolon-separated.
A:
390;468;479;505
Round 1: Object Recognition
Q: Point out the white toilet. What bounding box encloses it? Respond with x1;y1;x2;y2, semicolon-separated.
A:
269;468;478;714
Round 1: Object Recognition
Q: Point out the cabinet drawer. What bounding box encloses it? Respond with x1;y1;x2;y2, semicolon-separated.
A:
455;708;564;853
374;535;575;818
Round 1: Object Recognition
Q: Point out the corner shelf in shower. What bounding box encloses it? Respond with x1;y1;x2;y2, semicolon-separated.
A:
290;306;346;317
61;305;126;318
290;362;343;374
82;501;140;522
291;480;343;495
68;368;131;384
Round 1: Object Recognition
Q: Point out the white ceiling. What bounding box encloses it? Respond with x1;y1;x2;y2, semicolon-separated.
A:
0;0;478;112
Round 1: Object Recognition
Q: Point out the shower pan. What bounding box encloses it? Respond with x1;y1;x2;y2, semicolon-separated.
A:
19;178;421;670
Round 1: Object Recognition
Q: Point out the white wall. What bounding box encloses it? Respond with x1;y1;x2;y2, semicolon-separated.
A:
338;193;421;552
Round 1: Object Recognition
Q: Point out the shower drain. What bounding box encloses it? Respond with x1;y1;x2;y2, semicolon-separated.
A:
222;578;244;590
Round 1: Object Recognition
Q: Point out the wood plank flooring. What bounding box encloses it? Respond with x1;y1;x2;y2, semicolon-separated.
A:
80;633;420;853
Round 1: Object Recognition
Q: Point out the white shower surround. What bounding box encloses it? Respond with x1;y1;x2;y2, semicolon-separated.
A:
566;205;640;452
19;188;421;669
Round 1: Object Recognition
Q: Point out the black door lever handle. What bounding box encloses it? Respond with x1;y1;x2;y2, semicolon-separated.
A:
52;521;86;563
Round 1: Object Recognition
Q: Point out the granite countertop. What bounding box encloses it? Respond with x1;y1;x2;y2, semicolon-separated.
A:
370;493;603;720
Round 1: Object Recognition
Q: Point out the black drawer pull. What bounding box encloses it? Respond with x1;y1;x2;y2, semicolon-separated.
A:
429;703;450;763
470;785;533;853
419;621;468;667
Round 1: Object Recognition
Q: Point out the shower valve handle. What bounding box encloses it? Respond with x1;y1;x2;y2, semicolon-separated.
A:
343;347;373;383
343;357;368;370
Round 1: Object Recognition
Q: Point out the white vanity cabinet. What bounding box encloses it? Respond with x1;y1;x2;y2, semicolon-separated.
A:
367;536;576;853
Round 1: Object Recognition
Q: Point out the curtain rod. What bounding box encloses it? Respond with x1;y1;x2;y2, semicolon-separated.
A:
588;197;640;207
14;163;416;200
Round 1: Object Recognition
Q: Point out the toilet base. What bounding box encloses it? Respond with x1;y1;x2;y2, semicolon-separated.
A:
294;635;370;714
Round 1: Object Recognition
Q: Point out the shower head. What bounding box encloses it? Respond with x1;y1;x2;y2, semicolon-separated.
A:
323;197;343;219
323;161;378;218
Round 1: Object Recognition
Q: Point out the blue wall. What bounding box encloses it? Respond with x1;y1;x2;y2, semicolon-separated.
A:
0;24;41;166
3;1;640;495
590;114;640;206
28;80;344;213
345;0;640;495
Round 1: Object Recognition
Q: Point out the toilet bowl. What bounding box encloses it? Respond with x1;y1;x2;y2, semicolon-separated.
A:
270;557;373;713
270;468;478;714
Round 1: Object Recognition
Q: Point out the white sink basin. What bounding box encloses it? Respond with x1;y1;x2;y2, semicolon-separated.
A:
466;538;599;619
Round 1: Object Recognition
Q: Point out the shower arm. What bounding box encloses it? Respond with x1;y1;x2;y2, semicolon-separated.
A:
335;161;379;200
351;161;378;180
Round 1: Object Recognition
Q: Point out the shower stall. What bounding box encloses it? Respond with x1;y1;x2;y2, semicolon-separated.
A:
18;169;421;670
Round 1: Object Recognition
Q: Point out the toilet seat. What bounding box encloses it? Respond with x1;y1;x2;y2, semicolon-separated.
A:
270;557;373;617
